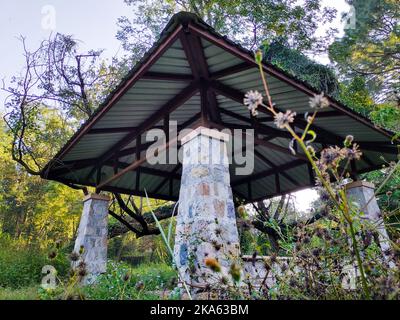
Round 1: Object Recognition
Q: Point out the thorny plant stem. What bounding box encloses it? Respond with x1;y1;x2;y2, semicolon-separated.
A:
361;160;400;213
144;189;192;300
256;56;372;299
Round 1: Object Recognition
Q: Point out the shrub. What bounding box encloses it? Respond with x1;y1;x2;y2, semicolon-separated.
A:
0;236;70;289
83;261;176;300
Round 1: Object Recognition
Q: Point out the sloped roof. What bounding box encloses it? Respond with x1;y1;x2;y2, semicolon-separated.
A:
41;12;398;203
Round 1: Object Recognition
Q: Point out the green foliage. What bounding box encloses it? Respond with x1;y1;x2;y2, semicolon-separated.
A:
0;235;70;289
117;0;336;65
329;0;400;102
0;117;82;244
0;286;38;300
369;103;400;133
83;261;176;300
263;41;339;95
337;76;375;117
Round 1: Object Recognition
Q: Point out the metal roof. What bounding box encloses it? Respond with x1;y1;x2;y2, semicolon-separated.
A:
41;12;398;203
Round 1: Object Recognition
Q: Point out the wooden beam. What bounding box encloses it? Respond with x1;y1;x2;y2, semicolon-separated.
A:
209;121;307;161
254;149;302;187
180;31;221;124
210;62;253;80
103;161;181;180
179;32;200;76
219;108;291;138
187;22;397;143
142;71;193;81
47;24;184;164
135;136;141;190
211;79;382;150
88;127;138;134
210;80;343;146
152;163;182;194
87;125;176;135
275;173;281;194
258;111;343;122
232;159;307;187
97;136;179;190
89;81;199;178
200;84;209;126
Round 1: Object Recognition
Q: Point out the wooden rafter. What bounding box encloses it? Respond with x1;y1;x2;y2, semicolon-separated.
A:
86;81;199;181
96;136;179;190
232;159;307;187
210;62;253;80
187;22;396;142
209;121;308;161
142;71;193;81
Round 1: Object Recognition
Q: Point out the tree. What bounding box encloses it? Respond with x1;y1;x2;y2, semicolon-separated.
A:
0;117;82;243
117;0;337;66
1;34;177;240
329;0;400;103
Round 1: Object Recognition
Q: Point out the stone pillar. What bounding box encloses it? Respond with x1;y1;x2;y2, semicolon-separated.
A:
73;193;109;283
345;181;391;254
174;127;241;293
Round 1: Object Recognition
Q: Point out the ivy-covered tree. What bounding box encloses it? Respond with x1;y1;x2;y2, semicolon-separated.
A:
117;0;337;66
329;0;400;103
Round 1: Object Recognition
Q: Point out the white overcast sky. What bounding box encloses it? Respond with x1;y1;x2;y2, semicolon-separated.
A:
0;0;351;211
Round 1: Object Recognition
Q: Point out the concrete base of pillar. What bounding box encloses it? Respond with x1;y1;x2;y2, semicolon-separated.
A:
73;193;109;283
345;180;391;254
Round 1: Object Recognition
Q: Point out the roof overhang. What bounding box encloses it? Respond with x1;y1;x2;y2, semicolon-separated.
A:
41;12;399;203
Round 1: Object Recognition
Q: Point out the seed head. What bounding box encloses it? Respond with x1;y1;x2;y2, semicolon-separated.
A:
320;146;342;166
274;110;296;129
243;90;263;116
204;257;221;272
309;93;329;109
79;245;85;255
48;251;57;260
123;273;131;282
229;263;241;282
69;251;80;262
135;281;145;290
342;144;362;161
344;135;354;147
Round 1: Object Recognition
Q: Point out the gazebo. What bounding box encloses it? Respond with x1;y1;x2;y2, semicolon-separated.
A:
41;12;397;288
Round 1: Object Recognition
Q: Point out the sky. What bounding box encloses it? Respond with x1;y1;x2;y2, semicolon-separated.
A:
0;0;351;211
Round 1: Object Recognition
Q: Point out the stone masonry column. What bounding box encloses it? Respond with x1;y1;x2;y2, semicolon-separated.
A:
174;127;241;294
73;193;110;283
345;181;391;254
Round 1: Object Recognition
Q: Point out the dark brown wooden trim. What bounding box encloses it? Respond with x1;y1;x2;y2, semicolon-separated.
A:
142;71;193;81
275;173;281;193
254;149;302;187
152;163;182;194
210;62;253;80
187;22;397;142
232;159;306;186
209;121;307;161
51;25;184;162
91;81;199;174
88;127;139;134
97;136;179;190
258;111;343;122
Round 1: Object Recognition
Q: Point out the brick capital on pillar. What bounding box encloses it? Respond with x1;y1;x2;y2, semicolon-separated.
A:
73;193;110;283
174;126;241;294
345;180;391;254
